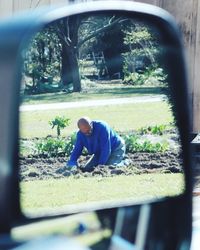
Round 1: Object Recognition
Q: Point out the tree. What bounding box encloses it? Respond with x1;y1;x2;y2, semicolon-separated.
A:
122;22;160;76
23;26;61;94
54;14;127;91
23;14;161;94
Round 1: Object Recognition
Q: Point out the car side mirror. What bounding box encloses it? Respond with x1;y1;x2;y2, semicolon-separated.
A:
0;1;192;249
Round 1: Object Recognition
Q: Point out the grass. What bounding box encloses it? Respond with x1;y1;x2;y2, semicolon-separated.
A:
20;173;184;214
17;85;180;247
12;211;111;249
12;211;103;240
21;85;165;105
19;101;173;139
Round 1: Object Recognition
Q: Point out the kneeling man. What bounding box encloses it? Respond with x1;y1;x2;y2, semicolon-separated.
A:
67;117;125;172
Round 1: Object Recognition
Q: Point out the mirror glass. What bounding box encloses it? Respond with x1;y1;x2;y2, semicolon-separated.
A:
19;12;185;216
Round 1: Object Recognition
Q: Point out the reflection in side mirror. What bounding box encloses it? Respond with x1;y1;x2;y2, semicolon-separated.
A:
19;12;185;216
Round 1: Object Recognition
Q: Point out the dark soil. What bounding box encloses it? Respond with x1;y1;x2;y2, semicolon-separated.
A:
19;151;183;182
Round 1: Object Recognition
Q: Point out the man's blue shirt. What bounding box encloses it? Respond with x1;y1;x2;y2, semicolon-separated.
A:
68;120;122;166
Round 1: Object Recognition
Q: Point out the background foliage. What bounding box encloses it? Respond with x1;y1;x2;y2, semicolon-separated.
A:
22;14;167;94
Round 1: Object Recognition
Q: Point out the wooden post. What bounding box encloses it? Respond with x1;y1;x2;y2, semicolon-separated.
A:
193;1;200;132
137;0;200;133
0;0;13;19
160;0;199;133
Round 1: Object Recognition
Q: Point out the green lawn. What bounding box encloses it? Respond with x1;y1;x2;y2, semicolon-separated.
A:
20;173;184;215
20;101;173;138
21;85;165;105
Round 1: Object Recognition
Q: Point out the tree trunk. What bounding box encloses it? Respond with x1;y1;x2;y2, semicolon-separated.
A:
67;47;81;92
61;44;81;91
61;44;73;85
58;16;82;92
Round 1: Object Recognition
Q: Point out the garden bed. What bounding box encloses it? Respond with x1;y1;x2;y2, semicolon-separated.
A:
19;151;183;182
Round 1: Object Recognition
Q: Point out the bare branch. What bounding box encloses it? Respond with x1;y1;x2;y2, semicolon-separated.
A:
66;18;72;44
53;22;71;47
109;15;116;24
81;20;98;25
77;17;125;49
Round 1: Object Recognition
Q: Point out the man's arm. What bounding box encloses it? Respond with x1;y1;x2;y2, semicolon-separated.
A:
67;133;83;166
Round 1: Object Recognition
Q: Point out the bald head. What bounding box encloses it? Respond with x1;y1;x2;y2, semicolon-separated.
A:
77;117;93;135
77;117;91;127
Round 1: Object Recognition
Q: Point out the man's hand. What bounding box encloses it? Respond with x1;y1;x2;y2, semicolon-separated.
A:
68;165;78;171
66;162;77;171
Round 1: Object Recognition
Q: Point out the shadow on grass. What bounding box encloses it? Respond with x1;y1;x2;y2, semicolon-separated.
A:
95;86;166;96
21;86;167;105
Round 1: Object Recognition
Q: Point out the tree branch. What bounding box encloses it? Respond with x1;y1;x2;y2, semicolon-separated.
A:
77;17;126;49
54;22;71;47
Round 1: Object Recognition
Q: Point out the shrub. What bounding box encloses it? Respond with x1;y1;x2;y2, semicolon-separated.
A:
123;66;167;86
123;72;144;85
139;124;167;135
35;133;76;157
123;134;169;153
23;27;62;95
32;130;169;157
36;137;66;157
123;134;141;152
64;132;77;156
49;116;70;137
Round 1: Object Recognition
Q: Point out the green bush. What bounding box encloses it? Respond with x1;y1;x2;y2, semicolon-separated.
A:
35;134;76;157
26;130;169;157
123;67;167;86
21;123;170;158
123;72;144;85
36;138;65;157
139;124;167;135
123;134;169;153
123;134;141;152
64;132;76;156
23;27;62;95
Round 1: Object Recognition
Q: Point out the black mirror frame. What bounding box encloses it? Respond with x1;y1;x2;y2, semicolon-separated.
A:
0;1;192;245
